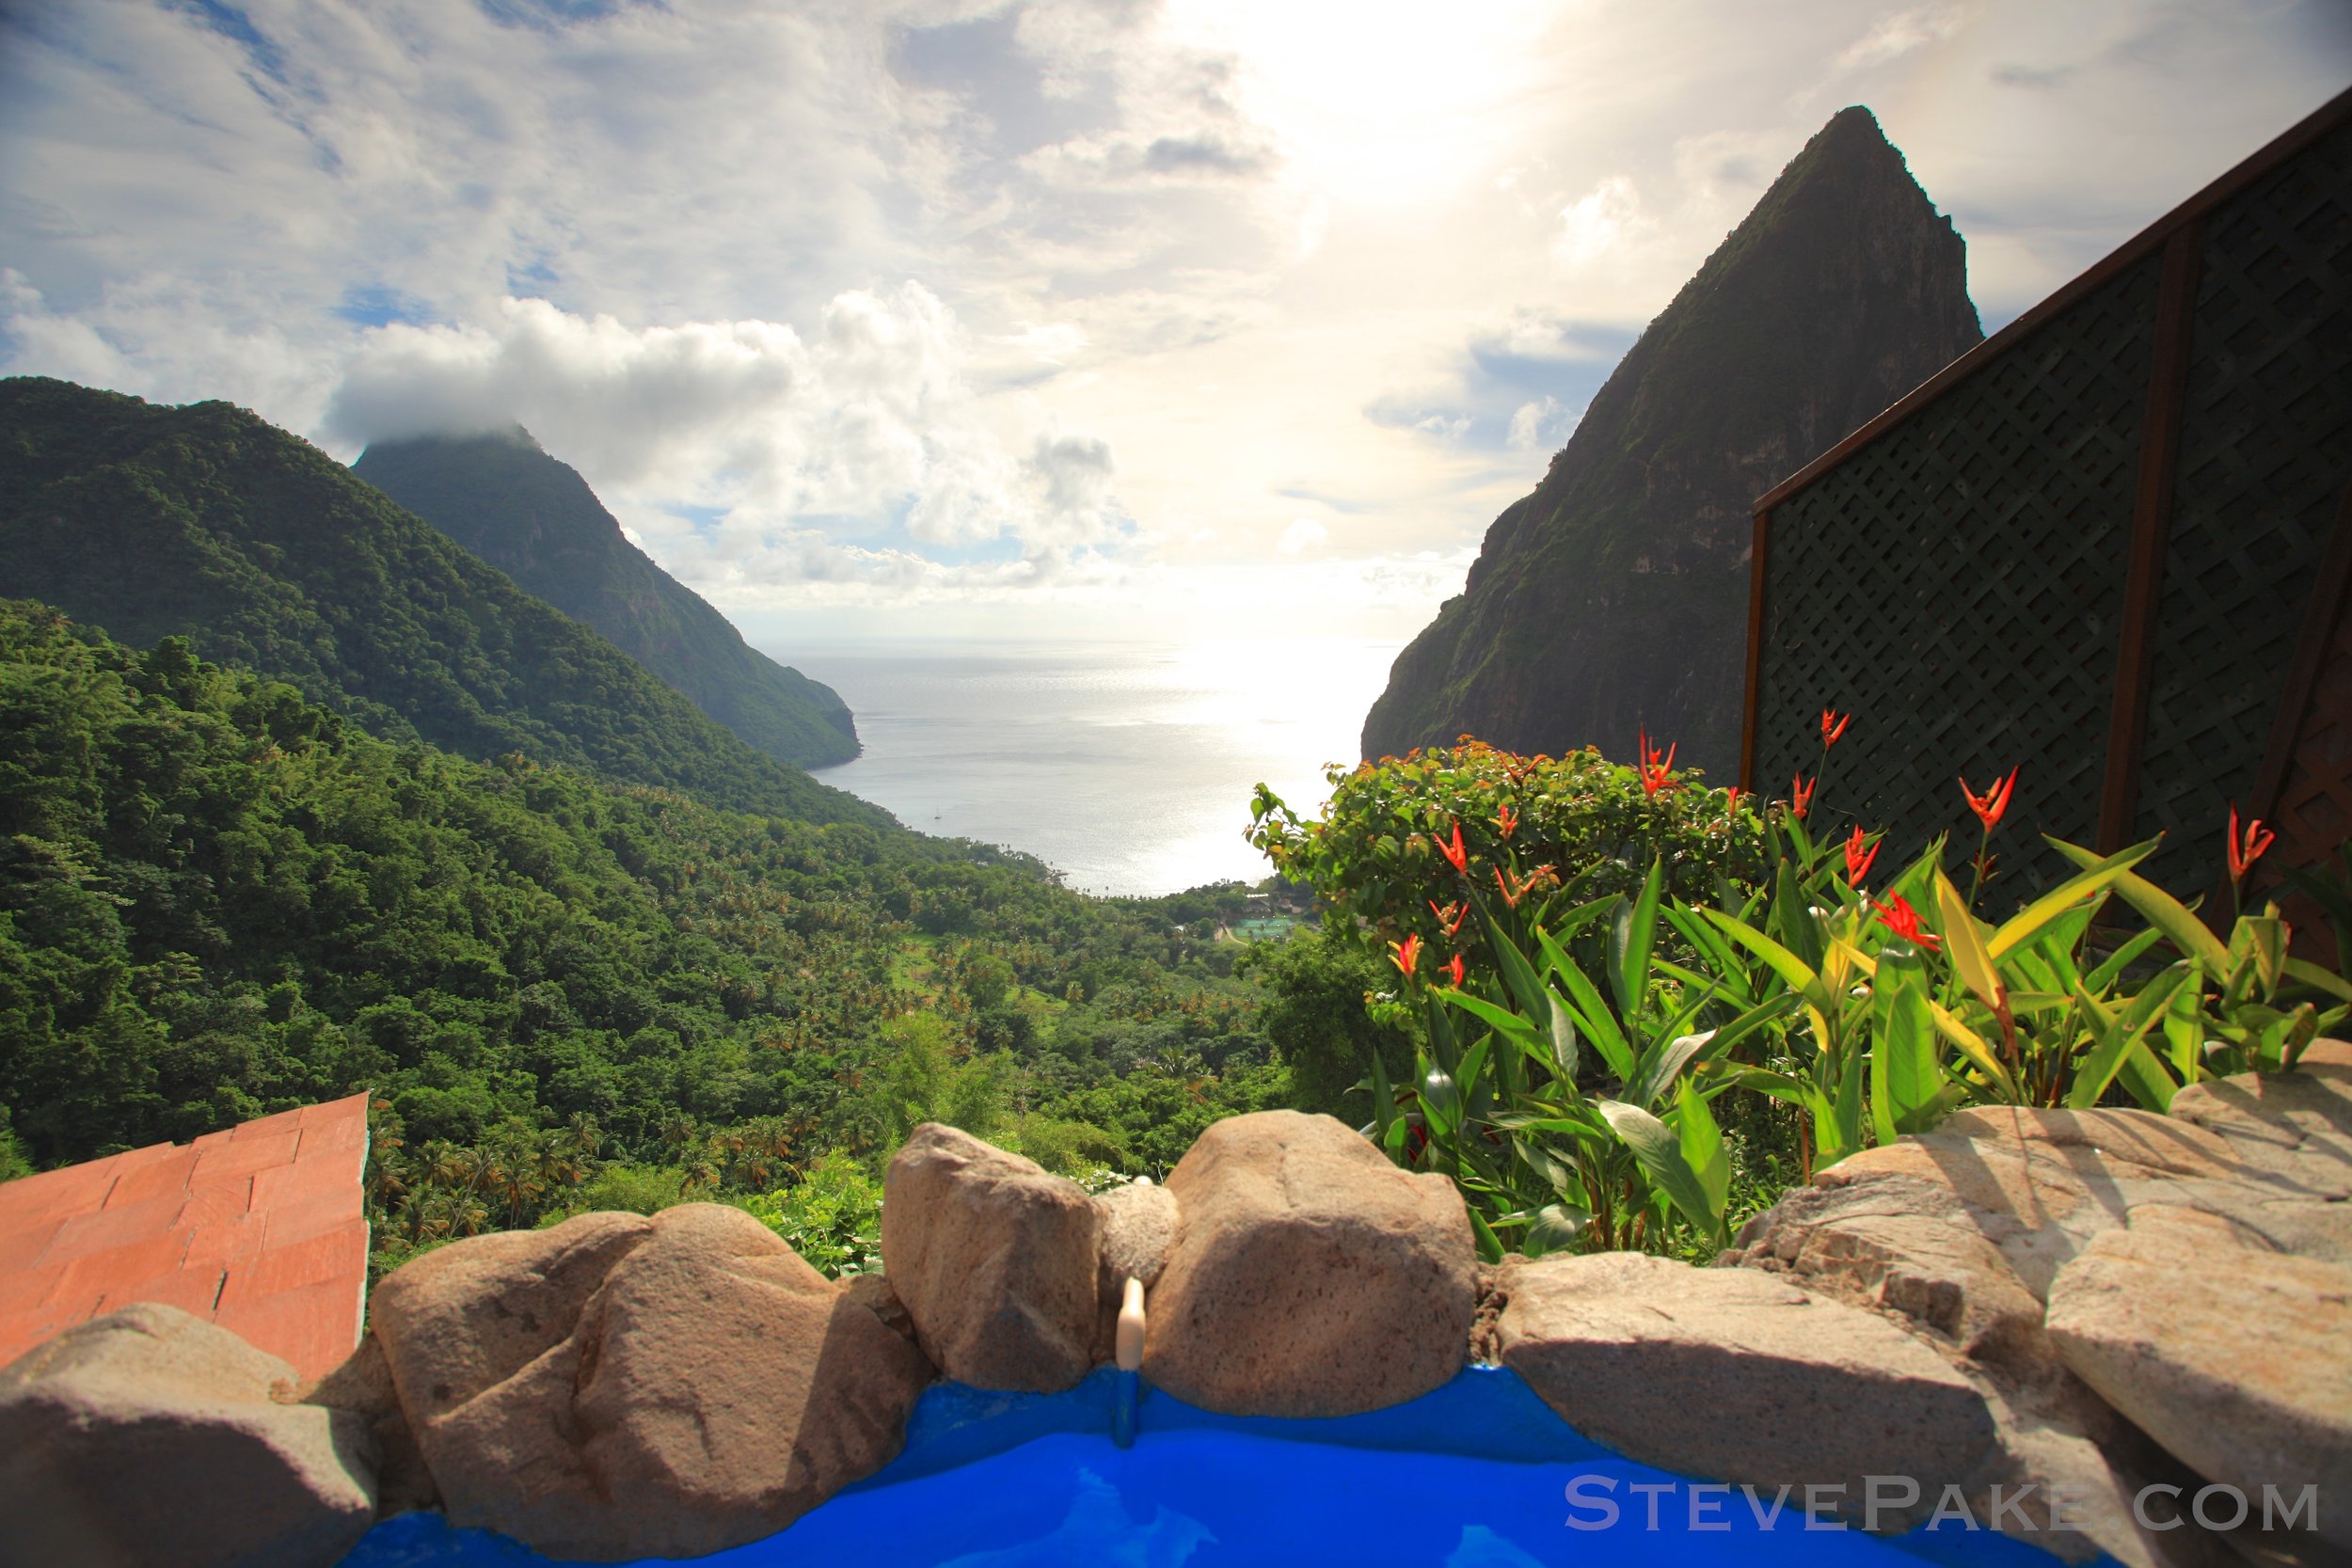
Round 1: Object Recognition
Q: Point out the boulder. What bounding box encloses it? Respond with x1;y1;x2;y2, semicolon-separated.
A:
1143;1110;1477;1417
396;1203;932;1561
2166;1054;2352;1202
880;1123;1099;1392
1499;1252;1997;1529
371;1209;652;1429
0;1303;376;1568
2045;1205;2352;1549
302;1332;437;1516
1090;1178;1179;1361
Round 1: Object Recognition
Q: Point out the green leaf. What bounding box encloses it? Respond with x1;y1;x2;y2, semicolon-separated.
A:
1934;868;2006;1016
1546;993;1581;1082
2066;965;2190;1110
1610;857;1666;1021
1872;950;1943;1137
1629;1029;1716;1111
1438;989;1542;1049
2284;957;2352;1006
2051;837;2231;974
1467;1206;1505;1264
1599;1100;1718;1235
1701;906;1830;1012
1676;1078;1731;1229
2115;1037;2179;1112
1543;937;1636;1085
1989;840;2155;959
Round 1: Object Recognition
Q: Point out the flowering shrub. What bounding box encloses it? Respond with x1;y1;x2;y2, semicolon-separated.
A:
1247;739;1765;971
1254;720;2351;1262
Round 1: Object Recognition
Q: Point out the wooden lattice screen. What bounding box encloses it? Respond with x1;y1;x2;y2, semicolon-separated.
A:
1743;87;2352;909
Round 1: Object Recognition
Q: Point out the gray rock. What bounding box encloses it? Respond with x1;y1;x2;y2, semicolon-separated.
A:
1500;1252;1997;1530
2046;1205;2352;1550
414;1204;933;1561
0;1303;376;1568
302;1332;436;1516
1144;1110;1476;1417
880;1123;1100;1392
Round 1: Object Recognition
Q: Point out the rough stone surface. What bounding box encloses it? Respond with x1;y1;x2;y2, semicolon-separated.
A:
303;1332;437;1516
0;1303;377;1568
393;1203;932;1561
371;1209;653;1428
2168;1058;2352;1202
1500;1252;1997;1528
1091;1179;1179;1361
2046;1206;2352;1549
881;1122;1100;1392
1723;1060;2352;1565
1144;1110;1477;1417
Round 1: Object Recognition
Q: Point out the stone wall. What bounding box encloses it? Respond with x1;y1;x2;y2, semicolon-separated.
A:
4;1062;2345;1566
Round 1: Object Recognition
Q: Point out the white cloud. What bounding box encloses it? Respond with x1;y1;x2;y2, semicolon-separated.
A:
1554;175;1645;264
1277;516;1328;554
2;0;2346;640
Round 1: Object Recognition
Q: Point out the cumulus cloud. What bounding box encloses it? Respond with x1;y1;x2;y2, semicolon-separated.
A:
1277;516;1327;554
325;287;1125;576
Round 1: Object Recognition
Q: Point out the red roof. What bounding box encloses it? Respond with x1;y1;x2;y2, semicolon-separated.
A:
0;1093;371;1380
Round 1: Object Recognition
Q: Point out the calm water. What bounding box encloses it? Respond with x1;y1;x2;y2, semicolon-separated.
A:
788;639;1405;897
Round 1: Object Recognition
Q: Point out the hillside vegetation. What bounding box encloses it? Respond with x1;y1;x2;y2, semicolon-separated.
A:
0;602;1295;1268
354;429;860;769
0;377;882;828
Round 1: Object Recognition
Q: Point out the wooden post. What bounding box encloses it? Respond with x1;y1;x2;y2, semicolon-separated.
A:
1740;507;1772;793
2096;221;2205;852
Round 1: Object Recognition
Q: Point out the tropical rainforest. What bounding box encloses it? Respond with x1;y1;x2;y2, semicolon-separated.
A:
0;596;1361;1274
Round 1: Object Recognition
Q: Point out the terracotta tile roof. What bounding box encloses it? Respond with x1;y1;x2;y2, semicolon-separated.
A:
0;1093;371;1380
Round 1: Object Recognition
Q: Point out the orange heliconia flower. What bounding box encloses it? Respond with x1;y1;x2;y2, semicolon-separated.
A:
1445;953;1466;988
1843;826;1881;888
1496;801;1519;840
1874;894;1943;954
1820;708;1851;748
1960;766;2020;832
1638;728;1677;796
2226;801;2276;882
1438;818;1470;874
1790;773;1816;821
1391;933;1422;976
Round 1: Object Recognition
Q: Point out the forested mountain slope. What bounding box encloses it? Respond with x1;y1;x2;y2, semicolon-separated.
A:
0;378;882;828
1362;107;1983;774
0;602;1288;1259
354;428;860;769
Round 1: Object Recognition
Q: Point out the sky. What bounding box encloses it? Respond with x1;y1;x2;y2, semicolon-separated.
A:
3;0;2348;650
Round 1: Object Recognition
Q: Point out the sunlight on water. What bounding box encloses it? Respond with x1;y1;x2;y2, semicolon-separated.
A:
790;637;1404;896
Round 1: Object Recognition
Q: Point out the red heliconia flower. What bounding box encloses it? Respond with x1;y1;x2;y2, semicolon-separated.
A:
1790;772;1816;821
1496;801;1519;840
2226;801;2277;882
1961;766;2020;832
1445;953;1466;988
1843;825;1881;888
1438;818;1470;874
1820;707;1851;749
1637;728;1677;796
1874;894;1944;954
1391;932;1422;976
1723;785;1743;817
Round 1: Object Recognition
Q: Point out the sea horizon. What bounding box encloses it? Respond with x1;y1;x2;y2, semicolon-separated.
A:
781;634;1406;898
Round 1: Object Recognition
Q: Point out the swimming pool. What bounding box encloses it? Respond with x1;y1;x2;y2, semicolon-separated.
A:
344;1367;2103;1567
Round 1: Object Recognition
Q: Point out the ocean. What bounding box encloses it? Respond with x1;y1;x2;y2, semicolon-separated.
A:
789;639;1406;897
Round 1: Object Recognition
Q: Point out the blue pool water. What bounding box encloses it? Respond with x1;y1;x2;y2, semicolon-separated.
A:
347;1368;2105;1567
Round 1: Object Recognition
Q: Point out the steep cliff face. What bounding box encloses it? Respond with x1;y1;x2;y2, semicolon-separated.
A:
1362;107;1982;773
354;430;860;769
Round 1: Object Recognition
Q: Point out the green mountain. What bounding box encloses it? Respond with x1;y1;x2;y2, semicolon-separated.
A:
0;377;886;829
0;600;1281;1223
352;428;859;769
1362;107;1983;773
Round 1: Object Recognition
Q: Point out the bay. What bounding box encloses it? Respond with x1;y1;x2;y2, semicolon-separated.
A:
789;638;1404;897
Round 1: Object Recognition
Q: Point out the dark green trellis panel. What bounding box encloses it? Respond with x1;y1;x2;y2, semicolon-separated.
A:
2132;118;2352;894
1745;96;2352;907
1750;257;2158;896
